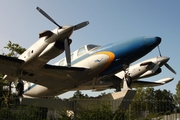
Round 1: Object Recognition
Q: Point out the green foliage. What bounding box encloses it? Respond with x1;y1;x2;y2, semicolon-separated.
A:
0;41;26;106
113;109;129;120
57;109;73;120
144;113;163;120
174;80;180;104
130;87;175;119
70;90;89;99
0;74;4;97
4;41;26;57
0;95;48;119
77;103;113;120
0;104;45;120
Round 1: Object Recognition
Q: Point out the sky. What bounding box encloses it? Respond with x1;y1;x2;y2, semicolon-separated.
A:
0;1;180;98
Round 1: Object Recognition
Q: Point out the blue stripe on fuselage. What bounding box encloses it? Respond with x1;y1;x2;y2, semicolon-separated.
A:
24;84;36;93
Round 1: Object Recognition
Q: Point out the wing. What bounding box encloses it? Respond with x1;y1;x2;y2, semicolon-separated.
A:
132;77;174;87
0;55;90;90
21;64;90;89
0;55;24;76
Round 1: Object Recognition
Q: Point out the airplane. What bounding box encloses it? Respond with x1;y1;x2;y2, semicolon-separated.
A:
0;7;164;97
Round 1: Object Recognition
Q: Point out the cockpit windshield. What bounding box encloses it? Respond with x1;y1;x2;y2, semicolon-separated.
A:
86;44;101;51
56;44;101;66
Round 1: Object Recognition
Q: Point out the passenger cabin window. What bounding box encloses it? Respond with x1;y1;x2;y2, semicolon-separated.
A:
71;53;74;61
87;44;100;51
59;59;65;66
77;46;86;56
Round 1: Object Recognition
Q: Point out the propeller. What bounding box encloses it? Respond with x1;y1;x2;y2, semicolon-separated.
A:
36;7;89;67
164;63;176;74
157;45;176;74
36;7;89;31
36;7;62;28
158;46;162;57
74;21;89;30
64;39;71;67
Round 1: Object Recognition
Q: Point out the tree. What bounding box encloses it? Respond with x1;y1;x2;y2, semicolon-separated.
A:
0;41;26;108
4;41;26;57
77;102;113;120
3;41;26;96
154;89;175;114
174;80;180;112
70;90;89;99
130;87;175;119
0;74;4;97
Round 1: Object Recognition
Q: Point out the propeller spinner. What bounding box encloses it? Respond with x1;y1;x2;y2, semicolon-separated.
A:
36;7;89;67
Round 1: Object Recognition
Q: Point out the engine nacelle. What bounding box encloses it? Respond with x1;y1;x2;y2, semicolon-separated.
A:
41;26;73;44
139;68;162;78
33;41;67;67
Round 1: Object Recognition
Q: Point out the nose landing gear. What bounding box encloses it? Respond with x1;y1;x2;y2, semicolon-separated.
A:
123;73;132;90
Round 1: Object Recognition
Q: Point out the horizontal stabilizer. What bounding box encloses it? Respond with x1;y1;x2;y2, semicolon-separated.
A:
132;77;174;87
155;77;174;84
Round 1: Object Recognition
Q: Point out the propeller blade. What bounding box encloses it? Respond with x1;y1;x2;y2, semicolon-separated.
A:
165;63;176;74
74;21;89;31
36;7;62;28
152;62;160;72
158;46;162;56
64;39;71;67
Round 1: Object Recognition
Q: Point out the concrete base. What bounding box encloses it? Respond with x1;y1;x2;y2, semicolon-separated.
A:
21;90;136;112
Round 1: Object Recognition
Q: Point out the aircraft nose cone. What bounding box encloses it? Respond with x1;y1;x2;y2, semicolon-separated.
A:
155;37;161;45
145;36;161;47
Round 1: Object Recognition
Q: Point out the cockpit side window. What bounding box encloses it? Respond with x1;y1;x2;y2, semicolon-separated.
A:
77;47;86;56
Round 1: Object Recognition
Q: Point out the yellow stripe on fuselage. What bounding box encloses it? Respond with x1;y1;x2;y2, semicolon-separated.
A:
96;51;115;74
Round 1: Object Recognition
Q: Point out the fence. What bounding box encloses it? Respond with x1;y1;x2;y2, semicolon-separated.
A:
0;97;180;120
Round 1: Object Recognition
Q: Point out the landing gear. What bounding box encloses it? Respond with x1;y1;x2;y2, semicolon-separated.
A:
114;65;132;91
115;84;121;92
122;64;132;90
16;80;24;97
123;73;132;90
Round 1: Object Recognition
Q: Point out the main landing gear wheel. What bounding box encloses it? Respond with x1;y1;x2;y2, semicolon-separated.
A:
115;84;121;92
